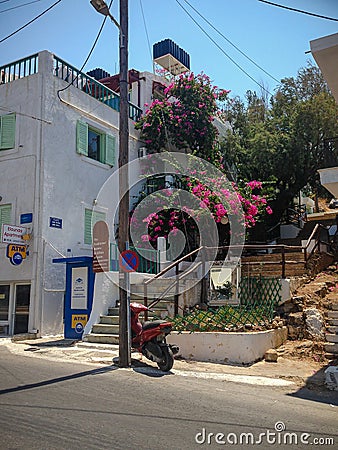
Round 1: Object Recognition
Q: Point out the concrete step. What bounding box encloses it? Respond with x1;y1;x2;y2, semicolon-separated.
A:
131;279;196;296
84;333;119;345
325;343;338;354
327;311;338;319
331;303;338;311
100;315;119;325
327;319;338;326
326;334;338;344
327;326;338;334
92;324;119;334
108;307;120;316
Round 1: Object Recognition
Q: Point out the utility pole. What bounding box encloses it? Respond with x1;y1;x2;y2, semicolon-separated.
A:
90;0;130;367
118;0;130;368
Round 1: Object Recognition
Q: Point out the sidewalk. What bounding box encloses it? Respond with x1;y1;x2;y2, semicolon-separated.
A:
1;335;331;391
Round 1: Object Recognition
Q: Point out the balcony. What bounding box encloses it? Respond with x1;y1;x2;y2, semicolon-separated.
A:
0;51;141;121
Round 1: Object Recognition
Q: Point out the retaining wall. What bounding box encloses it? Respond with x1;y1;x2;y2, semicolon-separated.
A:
167;327;288;365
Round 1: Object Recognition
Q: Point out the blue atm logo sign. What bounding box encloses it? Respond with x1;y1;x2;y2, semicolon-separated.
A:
6;244;27;265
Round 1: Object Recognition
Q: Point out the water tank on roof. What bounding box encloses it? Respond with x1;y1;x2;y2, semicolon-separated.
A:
87;68;111;80
153;39;190;75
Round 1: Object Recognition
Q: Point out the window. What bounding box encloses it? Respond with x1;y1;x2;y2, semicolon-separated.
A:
0;113;16;150
146;176;166;194
84;208;106;245
0;204;12;240
76;120;116;166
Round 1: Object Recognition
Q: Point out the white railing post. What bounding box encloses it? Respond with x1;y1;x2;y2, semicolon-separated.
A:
157;236;167;272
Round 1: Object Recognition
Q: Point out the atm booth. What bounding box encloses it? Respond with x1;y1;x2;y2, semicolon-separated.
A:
53;256;95;339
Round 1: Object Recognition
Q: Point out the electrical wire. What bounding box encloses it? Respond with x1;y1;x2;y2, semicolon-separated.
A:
0;0;43;14
0;0;61;44
175;0;273;96
139;0;153;69
0;105;52;124
258;0;338;22
57;0;114;99
180;0;279;83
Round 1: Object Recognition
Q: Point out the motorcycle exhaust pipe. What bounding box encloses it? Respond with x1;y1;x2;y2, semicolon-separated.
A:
170;345;179;355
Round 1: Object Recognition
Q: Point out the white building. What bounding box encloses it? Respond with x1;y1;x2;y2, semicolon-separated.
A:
310;32;338;198
0;50;163;336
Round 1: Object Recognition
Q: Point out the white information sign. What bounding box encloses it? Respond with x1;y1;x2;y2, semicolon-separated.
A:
71;267;88;310
1;224;26;244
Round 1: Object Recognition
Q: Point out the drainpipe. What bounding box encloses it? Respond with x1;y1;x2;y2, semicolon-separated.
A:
31;51;53;336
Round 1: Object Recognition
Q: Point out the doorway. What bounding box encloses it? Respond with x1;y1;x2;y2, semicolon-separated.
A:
14;284;31;334
0;285;10;335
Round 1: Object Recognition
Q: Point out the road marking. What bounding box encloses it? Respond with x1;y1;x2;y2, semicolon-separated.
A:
133;367;294;387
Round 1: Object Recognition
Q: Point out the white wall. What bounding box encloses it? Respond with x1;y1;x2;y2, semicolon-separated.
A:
0;50;150;336
167;327;288;365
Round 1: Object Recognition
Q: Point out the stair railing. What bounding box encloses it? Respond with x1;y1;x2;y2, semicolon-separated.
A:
303;223;332;267
143;247;201;320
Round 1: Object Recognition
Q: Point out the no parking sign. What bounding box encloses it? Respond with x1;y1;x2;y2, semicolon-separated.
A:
119;250;139;272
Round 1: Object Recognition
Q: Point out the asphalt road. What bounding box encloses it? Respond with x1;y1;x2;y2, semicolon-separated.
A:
0;345;337;450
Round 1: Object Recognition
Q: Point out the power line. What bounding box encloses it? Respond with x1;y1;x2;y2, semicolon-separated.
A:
181;0;279;83
0;105;52;124
258;0;338;22
0;0;62;44
175;0;273;96
57;0;114;98
139;0;153;69
0;0;43;14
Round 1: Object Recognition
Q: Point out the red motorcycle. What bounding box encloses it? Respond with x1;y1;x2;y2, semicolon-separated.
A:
130;302;179;371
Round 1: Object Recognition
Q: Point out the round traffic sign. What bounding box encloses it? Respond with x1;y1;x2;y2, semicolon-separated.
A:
119;250;139;272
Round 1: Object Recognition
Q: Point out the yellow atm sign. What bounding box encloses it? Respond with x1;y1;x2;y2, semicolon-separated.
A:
6;244;27;265
71;314;88;333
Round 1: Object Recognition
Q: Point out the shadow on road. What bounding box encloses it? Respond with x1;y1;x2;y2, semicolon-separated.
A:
23;339;77;349
0;365;117;396
287;365;338;406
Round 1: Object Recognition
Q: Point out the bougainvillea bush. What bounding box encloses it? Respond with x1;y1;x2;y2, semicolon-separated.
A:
132;73;272;254
135;72;229;161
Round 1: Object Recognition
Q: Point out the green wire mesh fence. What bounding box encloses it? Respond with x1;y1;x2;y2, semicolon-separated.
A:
168;276;282;332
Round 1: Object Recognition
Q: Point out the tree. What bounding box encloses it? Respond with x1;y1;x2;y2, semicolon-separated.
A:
221;62;338;224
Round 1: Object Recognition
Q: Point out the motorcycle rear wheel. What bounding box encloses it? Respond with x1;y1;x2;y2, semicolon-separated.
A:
157;346;174;372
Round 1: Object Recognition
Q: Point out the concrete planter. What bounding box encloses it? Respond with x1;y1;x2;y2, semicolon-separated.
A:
167;327;288;365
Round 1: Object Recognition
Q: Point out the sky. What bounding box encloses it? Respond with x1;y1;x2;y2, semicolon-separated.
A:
0;0;337;100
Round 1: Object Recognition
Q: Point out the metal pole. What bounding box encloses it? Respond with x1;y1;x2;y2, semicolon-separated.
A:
118;0;130;367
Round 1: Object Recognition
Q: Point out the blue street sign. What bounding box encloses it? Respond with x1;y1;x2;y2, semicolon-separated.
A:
20;213;33;224
50;217;63;229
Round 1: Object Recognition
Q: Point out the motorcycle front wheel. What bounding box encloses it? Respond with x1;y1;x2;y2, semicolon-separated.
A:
157;346;174;372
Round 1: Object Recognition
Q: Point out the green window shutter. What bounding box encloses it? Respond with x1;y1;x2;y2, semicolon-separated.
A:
84;209;92;245
84;208;106;245
0;113;16;150
76;120;88;156
0;204;12;240
104;133;116;166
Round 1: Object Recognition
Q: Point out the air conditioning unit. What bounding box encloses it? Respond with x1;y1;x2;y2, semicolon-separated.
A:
138;147;147;158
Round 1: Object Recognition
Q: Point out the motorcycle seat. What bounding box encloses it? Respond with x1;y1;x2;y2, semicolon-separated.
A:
142;320;171;331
